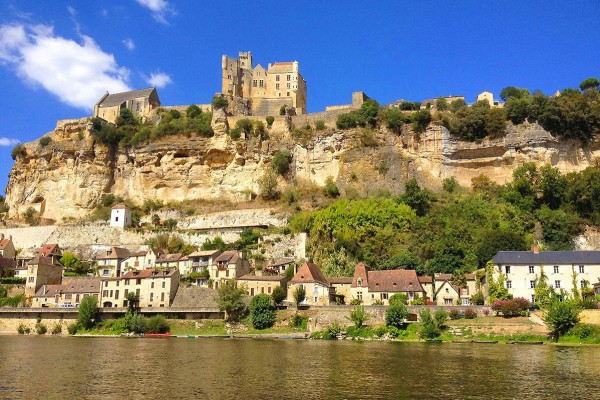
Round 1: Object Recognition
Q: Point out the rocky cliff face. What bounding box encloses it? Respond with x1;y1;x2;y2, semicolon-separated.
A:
5;116;600;221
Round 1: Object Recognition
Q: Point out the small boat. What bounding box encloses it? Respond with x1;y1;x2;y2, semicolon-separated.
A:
424;339;443;343
452;339;473;343
473;340;498;344
144;333;173;338
508;341;544;345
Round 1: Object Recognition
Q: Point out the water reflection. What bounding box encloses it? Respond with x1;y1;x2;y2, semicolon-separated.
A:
1;337;599;399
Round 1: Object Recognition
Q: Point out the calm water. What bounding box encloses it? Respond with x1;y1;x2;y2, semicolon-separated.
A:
1;337;599;399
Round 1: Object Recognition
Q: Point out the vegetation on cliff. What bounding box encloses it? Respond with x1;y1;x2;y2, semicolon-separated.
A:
290;161;600;277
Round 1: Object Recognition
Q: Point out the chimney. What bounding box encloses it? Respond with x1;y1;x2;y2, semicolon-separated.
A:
533;246;539;254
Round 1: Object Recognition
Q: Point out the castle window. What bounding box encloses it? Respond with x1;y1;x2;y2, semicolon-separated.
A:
287;92;290;96
253;80;257;87
287;75;291;81
259;80;264;87
276;84;280;90
276;75;280;81
287;83;290;89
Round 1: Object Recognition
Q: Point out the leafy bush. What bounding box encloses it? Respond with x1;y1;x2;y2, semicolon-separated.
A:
127;313;147;334
39;136;52;147
216;280;247;321
77;295;98;330
442;177;460;193
568;323;600;339
17;324;30;334
419;309;440;339
212;95;228;110
464;308;477;319
67;323;79;335
271;150;291;175
545;301;581;341
146;315;170;334
336;112;359;129
491;298;530;317
349;305;370;328
449;309;462;320
292;285;306;306
0;295;26;307
229;128;241;140
258;169;280;200
386;303;408;329
249;294;276;330
324;176;340;198
470;292;485;305
389;293;409;306
385;108;406;133
186;104;202;119
11;144;26;160
35;323;47;335
279;105;287;115
289;313;308;330
51;323;63;335
0;277;26;285
266;116;275;127
271;285;286;305
322;322;342;340
315;120;326;130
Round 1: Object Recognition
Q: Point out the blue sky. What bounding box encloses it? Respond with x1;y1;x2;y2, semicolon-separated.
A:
0;0;599;194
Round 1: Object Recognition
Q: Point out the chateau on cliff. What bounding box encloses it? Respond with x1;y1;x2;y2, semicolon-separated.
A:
222;51;307;115
93;88;161;124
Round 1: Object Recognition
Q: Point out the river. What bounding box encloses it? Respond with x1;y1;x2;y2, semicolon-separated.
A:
1;337;599;399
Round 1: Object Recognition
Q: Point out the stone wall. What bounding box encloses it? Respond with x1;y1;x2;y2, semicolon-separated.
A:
259;233;307;261
180;208;288;230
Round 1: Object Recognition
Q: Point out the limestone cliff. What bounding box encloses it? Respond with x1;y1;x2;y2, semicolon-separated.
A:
5;116;600;221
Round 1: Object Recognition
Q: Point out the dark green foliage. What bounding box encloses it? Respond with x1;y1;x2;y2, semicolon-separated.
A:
470;292;485;306
249;294;276;329
385;108;405;133
545;301;580;341
475;228;528;266
39;136;52;147
398;101;421;111
324;176;340;198
67;323;79;335
212;95;228;110
35;323;47;335
500;86;530;101
271;285;286;305
0;295;26;307
117;108;137;126
358;99;380;127
146;315;170;334
77;296;98;330
442;177;459;193
409;110;432;132
386;303;408;328
11;144;26;160
348;305;370;328
279;105;287;115
266;116;275;127
400;178;434;217
60;252;94;276
449;99;468;113
315;120;326;130
292;285;306;305
579;77;600;92
271;150;291;175
389;293;409;305
537;206;582;250
126;292;140;314
336;112;359;129
186;105;202;119
289;313;308;329
215;280;247;321
485;107;507;138
419;309;446;339
435;97;448;111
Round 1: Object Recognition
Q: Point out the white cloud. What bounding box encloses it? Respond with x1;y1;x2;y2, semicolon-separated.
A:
0;138;21;147
146;71;172;88
122;38;135;51
0;23;131;111
134;0;175;24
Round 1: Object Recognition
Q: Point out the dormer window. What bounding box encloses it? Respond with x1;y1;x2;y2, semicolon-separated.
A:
357;278;363;287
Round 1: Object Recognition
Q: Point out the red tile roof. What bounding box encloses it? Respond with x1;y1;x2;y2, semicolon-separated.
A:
329;277;353;284
0;239;12;250
290;262;329;286
37;244;61;257
96;247;132;260
28;255;61;267
238;274;287;282
121;268;177;279
33;277;101;297
352;263;424;293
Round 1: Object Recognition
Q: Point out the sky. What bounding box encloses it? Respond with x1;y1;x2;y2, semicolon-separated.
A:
0;0;599;194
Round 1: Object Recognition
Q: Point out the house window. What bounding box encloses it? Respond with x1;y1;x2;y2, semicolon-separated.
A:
382;293;388;300
226;270;229;277
371;294;375;299
287;83;290;89
276;83;280;90
268;287;272;294
125;279;130;285
505;266;511;274
151;282;154;289
276;75;280;81
103;290;108;297
115;216;119;222
109;290;113;297
161;293;165;301
529;266;535;274
115;290;119;300
530;280;536;289
531;295;535;303
136;289;140;296
253;80;257;87
136;279;141;285
162;281;166;288
261;287;264;294
357;292;362;301
553;266;559;274
102;269;110;276
445;288;449;293
444;299;453;305
581;280;586;289
116;281;119;287
259;79;264;87
287;92;290;96
554;280;561;289
579;265;585;273
313;296;317;303
506;281;512;289
287;75;291;81
28;276;35;283
104;281;108;288
150;293;154;301
124;289;129;296
461;298;470;305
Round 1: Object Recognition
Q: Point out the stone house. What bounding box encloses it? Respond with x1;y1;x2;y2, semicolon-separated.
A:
95;247;132;278
31;277;101;307
350;263;425;305
329;277;353;305
122;250;155;272
93;87;160;124
100;268;179;308
110;204;132;228
222;51;307;115
185;250;222;285
287;262;330;306
263;258;296;276
476;91;503;107
419;273;478;306
155;253;189;274
36;243;63;265
24;255;63;298
208;251;251;289
0;234;15;259
238;274;287;297
420;95;465;110
491;250;600;304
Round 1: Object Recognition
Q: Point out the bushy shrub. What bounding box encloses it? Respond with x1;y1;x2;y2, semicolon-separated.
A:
271;285;286;305
51;323;63;335
35;323;47;335
77;295;98;330
385;108;406;133
389;293;409;306
449;309;462;320
39;136;52;148
271;150;291;175
67;323;79;335
249;294;276;330
491;298;531;317
292;285;306;306
266;116;275;127
324;176;340;198
419;309;440;339
289;313;308;330
212;95;228;110
279;105;287;115
11;144;26;160
322;322;342;340
186;105;202;119
386;303;408;329
146;315;170;334
258;169;280;200
545;301;581;341
464;308;477;319
229;128;241;140
315;120;326;130
349;305;370;328
470;292;485;306
17;324;30;335
569;323;600;339
336;112;359;129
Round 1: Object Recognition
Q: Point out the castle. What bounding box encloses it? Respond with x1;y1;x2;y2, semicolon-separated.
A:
222;51;307;115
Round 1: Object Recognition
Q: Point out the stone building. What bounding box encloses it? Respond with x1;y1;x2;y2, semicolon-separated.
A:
476;91;503;107
95;247;132;278
93;87;161;124
24;255;63;298
287;262;330;306
0;234;15;259
419;273;478;306
222;51;307;115
100;268;179;308
31;277;101;307
350;262;425;305
110;204;132;228
238;274;287;297
208;250;251;289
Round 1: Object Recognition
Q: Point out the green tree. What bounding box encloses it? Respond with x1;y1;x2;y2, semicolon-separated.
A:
279;105;287;115
215;280;247;321
485;107;507;138
579;77;600;92
449;99;468;113
500;86;530;101
505;96;531;124
442;177;460;193
538;164;567;209
186;104;202;119
358;99;380;127
77;295;98;330
212;95;228;110
348;305;370;328
537;206;581;250
544;301;580;341
321;248;355;277
486;261;511;303
385;302;408;329
409;110;432;132
385;108;405;133
249;294;276;330
271;285;286;305
435;97;448;111
117;108;137;126
389;293;409;305
271;150;291;175
400;178;434;216
126;292;140;314
336;112;358;129
258;169;280;200
292;285;306;306
534;267;555;309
